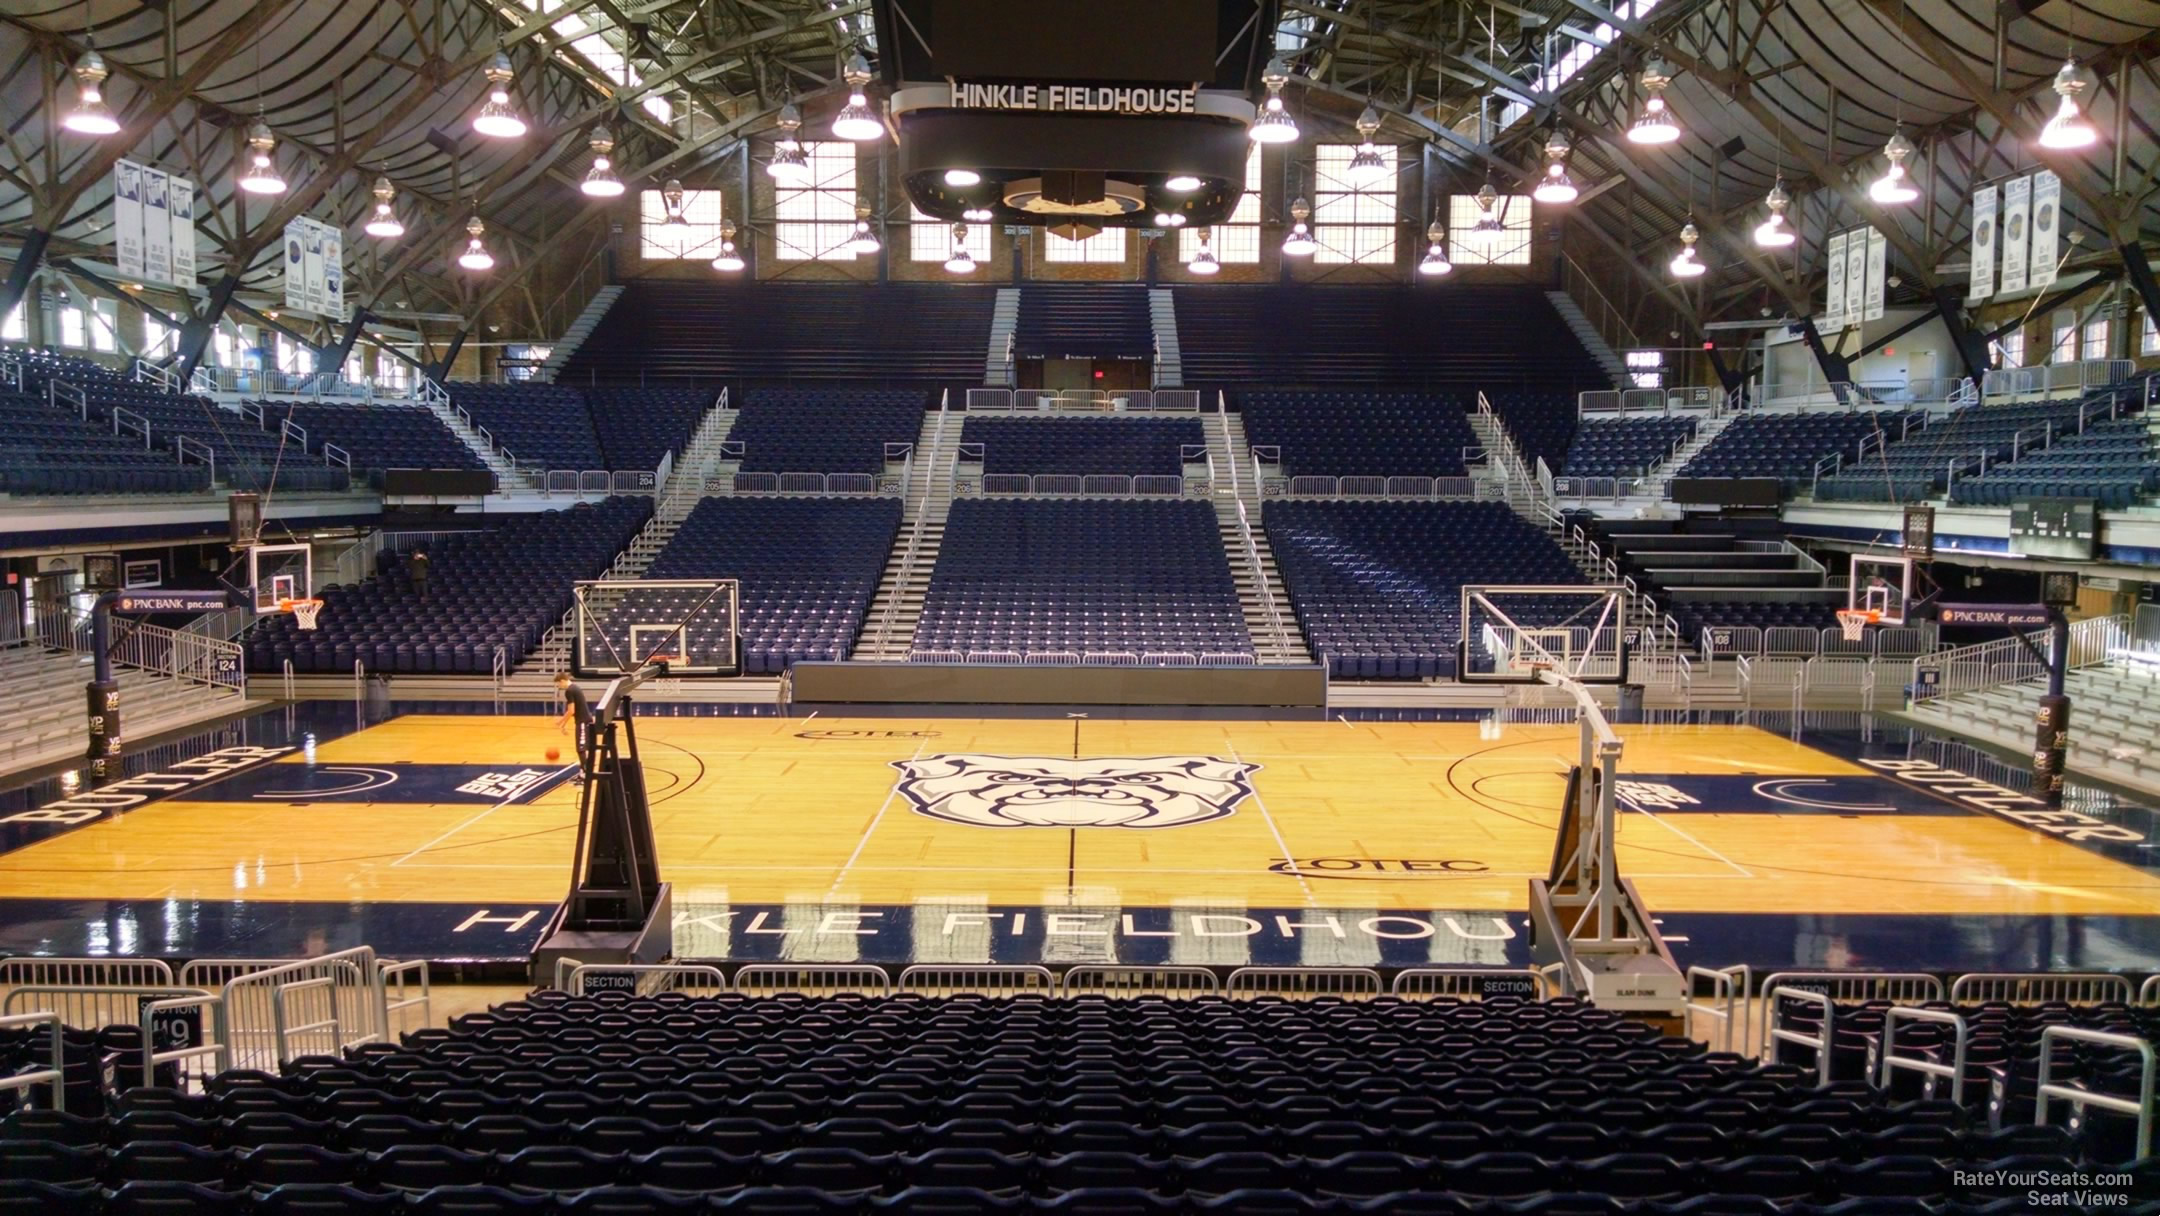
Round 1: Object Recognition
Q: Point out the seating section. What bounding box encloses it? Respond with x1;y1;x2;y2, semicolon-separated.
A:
960;417;1203;477
1014;284;1153;360
7;988;2146;1213
446;384;606;471
1174;285;1608;390
1950;415;2154;509
1677;411;1916;492
26;373;349;494
1562;416;1697;477
0;390;211;495
914;499;1249;659
560;282;997;382
243;499;650;673
1267;501;1583;679
1240;392;1475;479
1815;400;2085;503
1485;394;1578;473
643;497;902;675
260;403;489;482
731;387;925;475
1670;600;1843;645
585;386;716;472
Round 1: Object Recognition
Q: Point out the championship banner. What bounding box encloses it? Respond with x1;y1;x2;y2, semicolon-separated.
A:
1843;226;1867;325
113;161;145;281
304;220;326;315
2028;170;2060;290
1824;230;1849;330
169;177;196;285
2000;174;2031;295
322;227;344;320
142;168;172;285
1969;184;1996;302
1864;228;1887;322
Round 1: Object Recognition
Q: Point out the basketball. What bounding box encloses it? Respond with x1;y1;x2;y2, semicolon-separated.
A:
545;748;560;762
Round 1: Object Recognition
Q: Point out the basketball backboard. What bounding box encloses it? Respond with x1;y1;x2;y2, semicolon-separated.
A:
246;542;314;614
1457;585;1630;684
575;579;741;677
1849;553;1912;626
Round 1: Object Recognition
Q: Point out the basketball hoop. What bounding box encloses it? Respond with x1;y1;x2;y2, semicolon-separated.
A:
281;597;325;631
1836;608;1880;642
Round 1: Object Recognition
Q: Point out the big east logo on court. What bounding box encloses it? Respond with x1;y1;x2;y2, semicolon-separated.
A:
892;755;1259;829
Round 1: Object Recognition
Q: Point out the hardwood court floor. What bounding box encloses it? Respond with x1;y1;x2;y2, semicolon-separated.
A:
4;715;2156;921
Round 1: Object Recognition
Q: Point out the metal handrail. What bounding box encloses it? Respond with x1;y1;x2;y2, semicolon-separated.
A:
2035;1025;2154;1161
1766;987;1836;1085
874;389;950;651
0;1012;64;1108
1878;1006;1969;1103
1684;964;1752;1054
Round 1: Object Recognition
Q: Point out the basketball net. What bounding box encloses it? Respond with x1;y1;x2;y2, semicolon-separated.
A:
1836;608;1880;642
282;598;325;631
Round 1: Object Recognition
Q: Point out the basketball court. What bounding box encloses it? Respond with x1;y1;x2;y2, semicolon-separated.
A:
4;707;2156;974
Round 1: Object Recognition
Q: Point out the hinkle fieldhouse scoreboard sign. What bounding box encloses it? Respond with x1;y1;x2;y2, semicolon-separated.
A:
949;83;1201;114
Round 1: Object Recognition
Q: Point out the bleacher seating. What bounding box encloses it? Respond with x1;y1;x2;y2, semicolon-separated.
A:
1815;400;2086;503
559;281;997;383
1484;394;1578;474
1671;599;1843;644
6;984;2147;1212
243;499;649;673
914;499;1249;658
960;417;1202;477
0;390;211;495
1677;410;1917;492
731;387;925;475
1173;285;1608;390
1014;284;1153;360
1950;415;2155;509
1562;416;1696;478
260;403;489;484
36;380;350;495
445;383;606;472
642;497;902;675
585;386;716;472
1239;391;1475;479
1267;501;1583;679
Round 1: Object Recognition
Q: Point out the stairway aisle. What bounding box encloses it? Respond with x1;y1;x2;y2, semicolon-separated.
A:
985;290;1020;387
1545;291;1629;389
1640;412;1733;497
854;408;966;661
1148;289;1184;387
536;286;624;383
1212;408;1310;664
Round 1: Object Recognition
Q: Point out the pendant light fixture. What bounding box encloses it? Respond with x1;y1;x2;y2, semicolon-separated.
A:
1868;127;1919;204
660;178;687;227
1164;174;1203;193
1281;196;1317;256
1419;218;1453;276
1752;177;1794;248
943;224;975;274
1346;102;1387;184
768;101;810;185
832;51;883;141
63;41;119;136
2038;55;2098;149
711;219;744;272
237;119;287;194
1188;230;1220;275
580;126;625;198
1471;181;1504;235
1626;59;1681;145
472;51;528;139
1152;211;1188;228
1533;131;1578;204
457;216;494;271
846;205;880;255
1250;57;1298;144
364;176;405;238
962;206;993;223
1668;219;1705;278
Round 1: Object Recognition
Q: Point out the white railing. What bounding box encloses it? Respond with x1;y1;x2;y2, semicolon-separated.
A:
1215;393;1295;660
965;472;1190;498
727;471;885;495
871;390;952;653
1474;392;1547;510
0;1012;63;1109
38;601;245;693
132;358;178;393
1908;614;2126;705
1266;474;1481;500
217;946;388;1073
964;388;1201;413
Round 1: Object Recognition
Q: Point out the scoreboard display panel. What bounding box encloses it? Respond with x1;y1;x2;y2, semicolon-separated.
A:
2009;497;2096;560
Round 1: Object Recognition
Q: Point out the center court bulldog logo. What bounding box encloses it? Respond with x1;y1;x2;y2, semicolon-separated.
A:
892;754;1260;829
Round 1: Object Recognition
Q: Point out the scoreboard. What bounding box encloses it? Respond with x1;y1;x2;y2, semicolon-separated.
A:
2009;497;2096;560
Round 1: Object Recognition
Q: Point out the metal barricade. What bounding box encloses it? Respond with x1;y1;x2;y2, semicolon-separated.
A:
1390;968;1548;1002
732;472;780;493
1763;627;1822;656
134;993;225;1089
1134;475;1182;496
1684;965;1752;1054
0;1012;63;1109
381;961;431;1037
3;984;211;1032
779;473;826;493
561;962;728;996
1288;476;1337;496
1339;475;1387;497
1059;965;1221;998
546;470;579;494
1760;971;1944;1005
1386;476;1435;497
1225;967;1382;1001
1878;1006;1969;1103
897;965;1057;997
733;964;892;997
1034;474;1083;495
1081;475;1131;496
827;474;876;494
1082;651;1138;666
2035;1026;2154;1161
1766;987;1836;1084
218;946;382;1072
0;958;175;987
1948;972;2133;1006
1024;651;1079;666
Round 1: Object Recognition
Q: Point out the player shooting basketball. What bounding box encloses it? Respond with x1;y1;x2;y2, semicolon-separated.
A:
555;672;592;783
